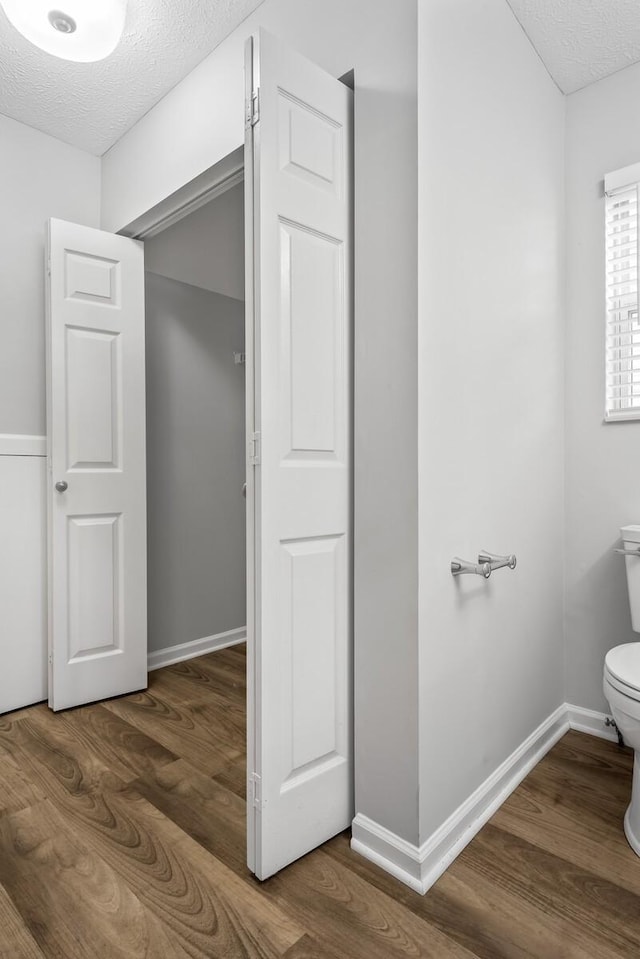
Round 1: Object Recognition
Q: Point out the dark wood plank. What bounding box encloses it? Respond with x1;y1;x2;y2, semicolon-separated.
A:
0;708;130;803
324;831;538;959
460;822;640;959
131;757;248;874
175;651;247;696
544;731;633;805
0;702;300;959
0;882;47;959
0;704;50;730
44;782;303;958
491;757;640;897
147;658;245;709
554;729;633;772
281;933;344;959
103;689;242;775
326;827;634;959
0;752;46;816
264;847;478;959
213;754;247;799
62;703;178;783
0;799;179;959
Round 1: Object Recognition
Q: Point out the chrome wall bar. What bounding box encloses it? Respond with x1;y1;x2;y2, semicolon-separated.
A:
478;550;517;572
615;546;640;556
451;558;492;579
450;550;517;578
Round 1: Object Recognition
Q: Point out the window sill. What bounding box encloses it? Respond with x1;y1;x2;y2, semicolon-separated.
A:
604;412;640;423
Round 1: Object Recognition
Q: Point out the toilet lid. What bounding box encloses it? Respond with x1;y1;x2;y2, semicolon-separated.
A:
605;644;640;694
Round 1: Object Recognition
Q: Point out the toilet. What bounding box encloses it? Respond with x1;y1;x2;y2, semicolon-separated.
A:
604;524;640;855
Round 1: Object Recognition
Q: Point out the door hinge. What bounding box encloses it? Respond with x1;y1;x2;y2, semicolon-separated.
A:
245;89;260;127
248;432;261;466
249;772;264;810
48;653;52;666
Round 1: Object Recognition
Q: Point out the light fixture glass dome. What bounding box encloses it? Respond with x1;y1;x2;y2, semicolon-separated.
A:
1;0;127;62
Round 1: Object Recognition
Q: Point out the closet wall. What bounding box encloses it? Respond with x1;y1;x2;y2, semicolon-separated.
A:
144;186;246;660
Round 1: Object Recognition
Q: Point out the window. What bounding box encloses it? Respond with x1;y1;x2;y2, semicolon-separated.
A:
605;164;640;421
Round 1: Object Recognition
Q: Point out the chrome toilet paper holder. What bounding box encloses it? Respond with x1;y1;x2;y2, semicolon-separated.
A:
450;550;517;578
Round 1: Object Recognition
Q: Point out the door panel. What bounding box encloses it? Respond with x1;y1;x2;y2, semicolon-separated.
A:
245;29;353;880
281;533;346;771
67;513;122;659
46;219;146;711
282;221;341;455
66;326;121;469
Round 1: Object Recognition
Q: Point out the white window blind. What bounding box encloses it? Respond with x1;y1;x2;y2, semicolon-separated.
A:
605;178;640;420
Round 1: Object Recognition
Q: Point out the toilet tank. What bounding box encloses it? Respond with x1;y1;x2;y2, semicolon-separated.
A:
622;525;640;632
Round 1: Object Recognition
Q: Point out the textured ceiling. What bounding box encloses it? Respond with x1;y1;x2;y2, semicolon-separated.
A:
507;0;640;94
0;0;265;156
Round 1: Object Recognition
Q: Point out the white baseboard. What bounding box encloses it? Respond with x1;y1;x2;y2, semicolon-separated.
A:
0;434;46;456
148;626;246;671
351;817;429;895
566;703;617;742
352;702;571;896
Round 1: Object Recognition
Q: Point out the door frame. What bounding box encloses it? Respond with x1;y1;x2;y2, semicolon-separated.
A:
120;146;244;242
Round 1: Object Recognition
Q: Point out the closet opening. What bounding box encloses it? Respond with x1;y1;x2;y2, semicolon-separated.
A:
138;169;249;846
144;177;247;672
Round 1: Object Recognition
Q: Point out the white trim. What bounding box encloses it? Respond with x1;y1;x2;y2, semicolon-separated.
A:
121;146;244;241
604;412;640;424
566;702;617;742
0;434;46;457
351;817;427;895
147;626;246;671
352;703;570;895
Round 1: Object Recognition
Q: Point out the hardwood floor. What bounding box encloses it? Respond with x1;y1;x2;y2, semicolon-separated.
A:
0;645;638;958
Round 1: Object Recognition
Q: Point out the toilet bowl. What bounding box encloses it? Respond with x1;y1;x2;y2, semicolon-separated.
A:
604;524;640;856
603;646;640;854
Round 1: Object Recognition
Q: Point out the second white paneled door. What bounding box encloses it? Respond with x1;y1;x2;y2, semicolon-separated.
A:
245;29;353;879
46;219;147;711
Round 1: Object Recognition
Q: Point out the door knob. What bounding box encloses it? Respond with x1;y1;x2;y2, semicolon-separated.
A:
55;481;68;493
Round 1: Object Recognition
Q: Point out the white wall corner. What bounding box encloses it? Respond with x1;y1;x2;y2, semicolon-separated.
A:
352;702;570;895
351;816;426;894
147;626;246;671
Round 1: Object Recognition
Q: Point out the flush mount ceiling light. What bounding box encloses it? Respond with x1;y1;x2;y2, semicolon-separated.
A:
0;0;127;62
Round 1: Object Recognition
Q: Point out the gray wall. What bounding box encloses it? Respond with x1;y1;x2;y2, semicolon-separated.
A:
0;113;101;436
103;0;420;846
418;0;566;839
565;62;640;712
145;271;246;653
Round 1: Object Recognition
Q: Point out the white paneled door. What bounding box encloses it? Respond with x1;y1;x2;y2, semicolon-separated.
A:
245;30;353;879
46;219;147;711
